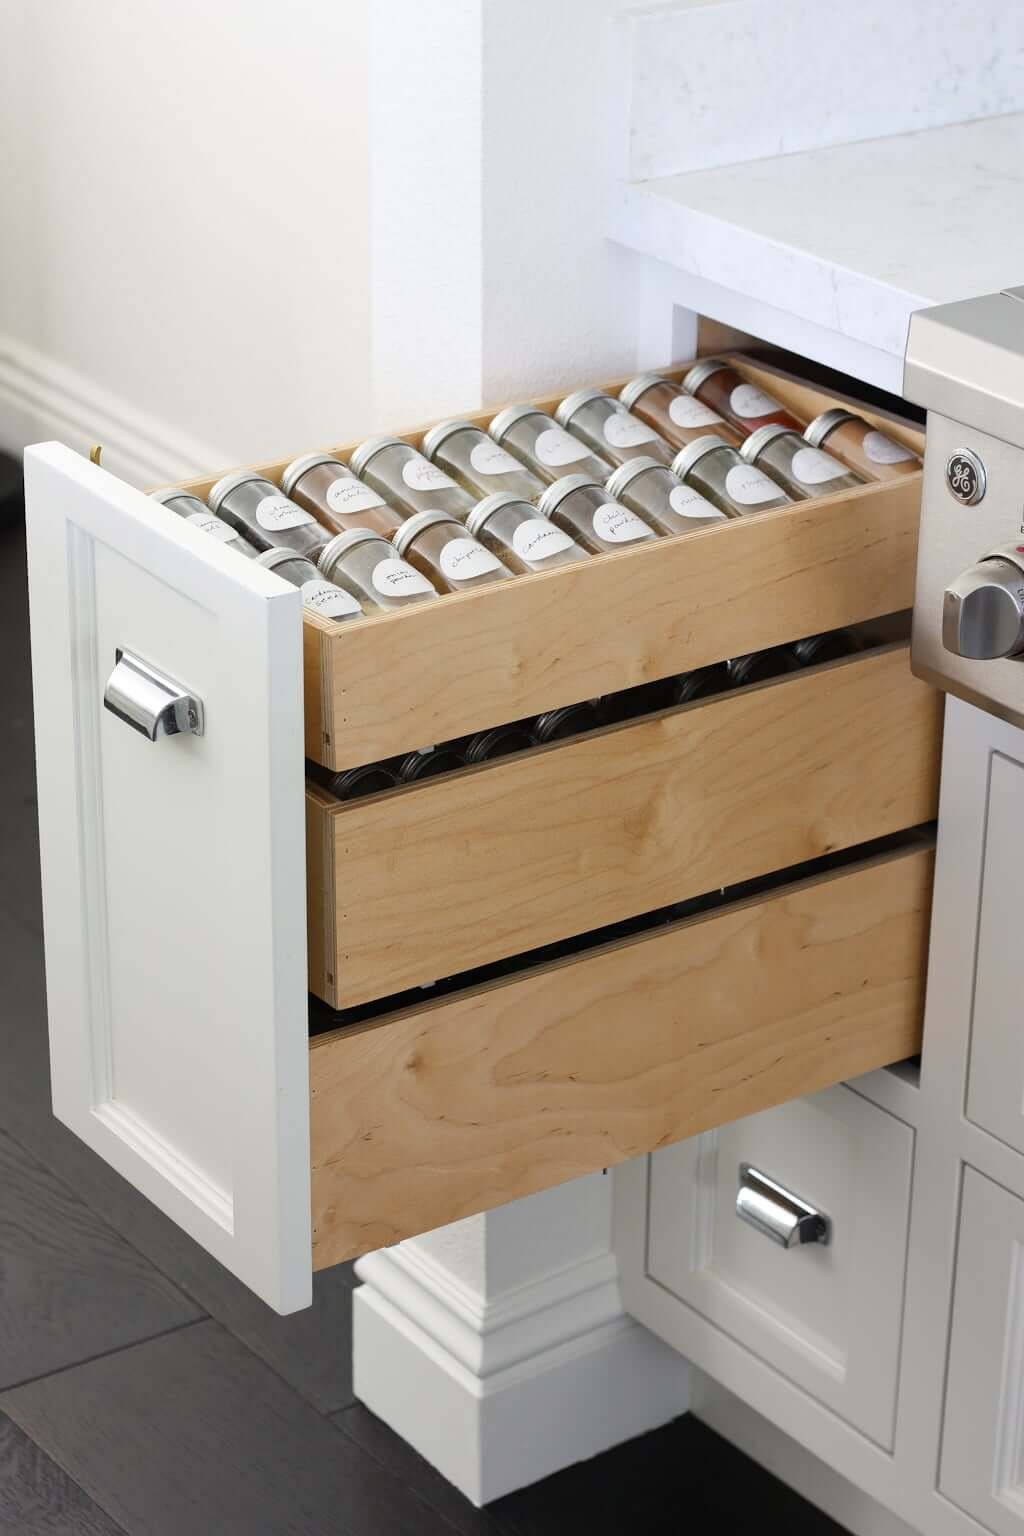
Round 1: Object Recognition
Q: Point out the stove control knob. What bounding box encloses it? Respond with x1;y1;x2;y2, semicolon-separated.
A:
943;556;1024;660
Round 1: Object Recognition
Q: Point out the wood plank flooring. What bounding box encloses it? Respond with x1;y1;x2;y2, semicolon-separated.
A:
0;496;849;1533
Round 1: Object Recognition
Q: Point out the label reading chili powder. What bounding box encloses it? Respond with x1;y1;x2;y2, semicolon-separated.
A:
592;503;651;543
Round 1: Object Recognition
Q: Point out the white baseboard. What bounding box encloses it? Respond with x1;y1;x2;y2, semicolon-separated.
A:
353;1246;689;1506
0;335;228;487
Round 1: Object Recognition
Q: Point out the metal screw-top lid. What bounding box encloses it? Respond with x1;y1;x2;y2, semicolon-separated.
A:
207;469;272;514
681;358;732;396
536;473;604;519
466;492;533;538
421;418;477;461
672;435;735;480
555;387;609;428
488;402;545;442
255;546;315;574
280;451;347;498
605;456;667;499
804;408;858;449
392;508;462;558
318;527;386;576
740;423;794;463
618;373;670;412
348;434;408;478
149;487;207;511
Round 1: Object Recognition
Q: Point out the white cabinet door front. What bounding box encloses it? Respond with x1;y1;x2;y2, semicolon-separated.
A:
24;444;311;1314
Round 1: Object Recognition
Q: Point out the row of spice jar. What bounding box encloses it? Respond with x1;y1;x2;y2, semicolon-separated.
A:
312;625;864;801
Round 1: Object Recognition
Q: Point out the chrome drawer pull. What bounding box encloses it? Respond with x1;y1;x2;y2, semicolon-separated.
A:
736;1164;830;1248
103;648;205;741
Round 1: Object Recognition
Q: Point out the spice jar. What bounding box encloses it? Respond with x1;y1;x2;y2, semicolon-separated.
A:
792;629;861;667
207;471;329;559
328;763;401;800
422;419;546;504
393;511;512;592
462;723;534;763
348;435;475;521
280;452;404;538
318;528;438;610
682;360;802;438
805;410;921;481
532;702;604;743
537;475;658;554
727;647;798;687
395;745;467;782
255;548;363;622
489;404;612;485
605;458;728;536
740;425;865;501
670;663;731;704
618;373;741;449
149;488;260;558
466;494;588;573
672;437;793;517
555;388;675;467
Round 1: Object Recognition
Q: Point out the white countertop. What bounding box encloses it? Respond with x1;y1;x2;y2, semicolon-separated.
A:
610;113;1024;394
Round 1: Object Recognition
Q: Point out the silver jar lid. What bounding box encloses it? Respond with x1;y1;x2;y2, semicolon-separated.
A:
318;527;386;574
536;473;603;519
255;547;312;573
681;358;731;395
740;423;794;463
149;486;206;509
605;456;666;499
555;387;608;428
393;508;462;558
804;408;857;449
207;469;271;514
348;434;408;478
489;402;543;442
672;434;735;479
280;451;346;498
466;493;532;538
618;373;669;411
421;418;476;461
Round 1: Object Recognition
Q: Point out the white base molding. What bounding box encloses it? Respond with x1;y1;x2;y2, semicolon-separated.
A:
353;1202;689;1506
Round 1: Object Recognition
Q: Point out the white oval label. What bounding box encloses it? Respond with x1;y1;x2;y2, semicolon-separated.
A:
592;503;653;544
439;537;504;582
371;557;435;598
668;394;723;429
729;382;784;419
602;409;660;449
511;517;575;564
401;455;459;493
187;511;239;543
668;484;727;521
790;445;848;485
864;429;916;465
300;579;362;619
468;440;524;477
534;426;591;468
724;464;782;506
326;475;387;514
255;494;317;531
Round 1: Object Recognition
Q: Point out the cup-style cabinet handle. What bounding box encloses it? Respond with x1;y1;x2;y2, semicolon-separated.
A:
103;648;205;742
735;1164;831;1249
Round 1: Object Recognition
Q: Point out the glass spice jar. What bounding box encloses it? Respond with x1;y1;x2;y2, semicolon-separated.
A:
672;437;793;517
618;373;741;450
670;663;731;705
605;457;728;536
395;745;467;782
318;528;438;610
149;487;260;558
555;388;675;467
466;494;588;573
489;404;613;485
328;762;401;800
280;452;404;538
532;701;604;743
393;510;512;592
804;409;921;481
536;475;658;554
422;419;546;504
682;360;802;438
255;547;364;622
462;723;535;763
348;435;475;521
740;425;865;501
208;471;330;559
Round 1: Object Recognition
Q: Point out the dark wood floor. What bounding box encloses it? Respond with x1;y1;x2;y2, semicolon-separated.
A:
0;467;847;1535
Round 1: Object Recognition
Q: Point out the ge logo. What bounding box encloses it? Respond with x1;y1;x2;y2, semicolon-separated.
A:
946;449;986;506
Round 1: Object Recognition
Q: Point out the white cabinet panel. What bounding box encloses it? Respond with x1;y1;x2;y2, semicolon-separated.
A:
24;443;311;1314
647;1086;913;1446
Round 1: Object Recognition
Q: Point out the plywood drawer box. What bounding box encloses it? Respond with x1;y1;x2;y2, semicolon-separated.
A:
24;354;938;1313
